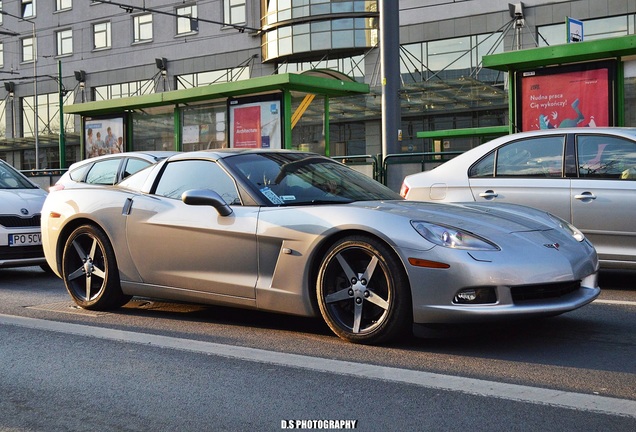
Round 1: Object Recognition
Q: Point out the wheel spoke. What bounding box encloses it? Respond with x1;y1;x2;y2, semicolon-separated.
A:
85;274;92;300
352;301;363;333
92;267;106;279
67;267;85;281
72;239;87;259
361;256;379;283
325;288;351;304
88;238;98;261
335;253;357;281
365;290;389;310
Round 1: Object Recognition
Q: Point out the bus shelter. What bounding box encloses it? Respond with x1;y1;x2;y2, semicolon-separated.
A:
64;72;369;164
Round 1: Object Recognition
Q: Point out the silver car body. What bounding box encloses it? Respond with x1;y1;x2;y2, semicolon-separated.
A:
0;159;48;268
42;150;599;343
402;128;636;270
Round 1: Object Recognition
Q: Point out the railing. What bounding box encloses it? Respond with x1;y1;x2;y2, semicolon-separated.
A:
382;151;462;191
331;154;379;180
21;168;67;190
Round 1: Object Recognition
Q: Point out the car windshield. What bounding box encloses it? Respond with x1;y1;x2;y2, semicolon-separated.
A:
225;152;402;205
0;161;37;189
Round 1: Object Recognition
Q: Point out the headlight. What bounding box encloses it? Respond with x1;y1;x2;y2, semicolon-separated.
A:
411;221;500;251
548;214;585;242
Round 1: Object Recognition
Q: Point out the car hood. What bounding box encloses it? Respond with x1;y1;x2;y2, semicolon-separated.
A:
354;200;554;234
0;189;47;215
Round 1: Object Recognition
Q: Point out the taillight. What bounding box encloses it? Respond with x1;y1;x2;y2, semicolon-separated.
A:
399;182;409;198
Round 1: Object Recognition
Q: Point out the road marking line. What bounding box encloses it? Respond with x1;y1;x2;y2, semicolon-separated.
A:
594;299;636;307
1;313;634;419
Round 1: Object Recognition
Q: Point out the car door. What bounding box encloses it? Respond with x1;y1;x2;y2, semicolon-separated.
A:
573;133;636;264
125;159;259;299
467;134;572;222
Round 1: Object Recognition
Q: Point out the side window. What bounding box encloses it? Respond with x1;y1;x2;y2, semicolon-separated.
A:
154;160;240;204
122;158;151;179
85;159;121;185
495;136;564;177
577;135;636;180
469;152;495;178
68;163;92;181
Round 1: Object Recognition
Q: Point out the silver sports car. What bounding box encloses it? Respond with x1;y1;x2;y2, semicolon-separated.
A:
42;149;600;344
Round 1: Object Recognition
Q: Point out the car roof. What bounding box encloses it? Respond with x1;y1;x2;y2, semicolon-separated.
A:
67;151;178;170
166;148;320;162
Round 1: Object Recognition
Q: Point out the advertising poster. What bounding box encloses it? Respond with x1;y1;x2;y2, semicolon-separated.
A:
229;95;282;149
520;65;611;131
232;106;262;148
85;117;125;158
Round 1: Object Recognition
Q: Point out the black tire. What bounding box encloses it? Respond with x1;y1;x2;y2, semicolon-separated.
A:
316;235;412;344
62;224;131;310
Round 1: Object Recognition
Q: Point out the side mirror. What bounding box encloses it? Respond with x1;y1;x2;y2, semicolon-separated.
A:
181;189;233;216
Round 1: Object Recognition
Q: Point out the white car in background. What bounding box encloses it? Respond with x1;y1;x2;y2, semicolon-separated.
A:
401;127;636;270
50;151;177;192
0;159;48;270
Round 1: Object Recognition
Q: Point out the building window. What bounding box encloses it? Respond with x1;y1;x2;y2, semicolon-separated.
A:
224;0;245;25
21;37;34;62
21;0;35;18
93;21;111;49
177;5;197;35
56;0;71;12
0;42;3;68
93;80;155;101
133;14;153;43
56;29;73;56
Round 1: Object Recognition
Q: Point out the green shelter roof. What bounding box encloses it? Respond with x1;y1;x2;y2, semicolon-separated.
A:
65;72;369;116
483;34;636;71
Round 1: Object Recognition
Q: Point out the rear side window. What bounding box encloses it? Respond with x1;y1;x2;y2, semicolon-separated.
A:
85;159;121;185
577;135;636;180
470;136;565;178
495;136;564;177
122;158;152;179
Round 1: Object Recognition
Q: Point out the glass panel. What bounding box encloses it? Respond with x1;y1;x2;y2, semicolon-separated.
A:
132;107;174;151
577;135;636;179
182;103;227;152
85;159;121;185
496;136;564;177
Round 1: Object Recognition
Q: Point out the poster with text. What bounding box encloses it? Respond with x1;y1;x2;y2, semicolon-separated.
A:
520;66;611;131
85;117;125;158
229;96;282;149
232;106;262;148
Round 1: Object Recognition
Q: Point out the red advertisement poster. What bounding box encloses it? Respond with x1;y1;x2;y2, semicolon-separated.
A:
520;67;609;131
233;106;262;148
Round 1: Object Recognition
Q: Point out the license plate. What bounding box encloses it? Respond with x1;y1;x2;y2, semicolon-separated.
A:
8;233;42;247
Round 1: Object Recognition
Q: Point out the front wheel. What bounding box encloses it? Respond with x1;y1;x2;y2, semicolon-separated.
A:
62;224;131;310
316;235;411;344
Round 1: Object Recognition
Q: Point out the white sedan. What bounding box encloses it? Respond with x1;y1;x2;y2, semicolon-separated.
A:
401;127;636;270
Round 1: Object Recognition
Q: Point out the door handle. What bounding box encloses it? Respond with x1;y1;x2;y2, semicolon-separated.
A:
574;192;596;201
478;190;498;199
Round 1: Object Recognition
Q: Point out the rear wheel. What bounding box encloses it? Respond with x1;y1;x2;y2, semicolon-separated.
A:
316;235;411;344
62;225;131;310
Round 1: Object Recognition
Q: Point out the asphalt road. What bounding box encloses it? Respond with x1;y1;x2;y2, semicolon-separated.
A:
0;266;634;431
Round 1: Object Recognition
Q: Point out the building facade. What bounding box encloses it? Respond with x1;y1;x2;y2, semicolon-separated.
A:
0;0;634;171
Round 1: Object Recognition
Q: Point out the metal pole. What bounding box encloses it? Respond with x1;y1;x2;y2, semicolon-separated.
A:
379;0;401;159
58;60;66;168
32;21;39;170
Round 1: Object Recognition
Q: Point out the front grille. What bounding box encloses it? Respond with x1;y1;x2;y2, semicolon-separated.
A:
0;245;44;260
511;281;581;302
0;214;41;228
